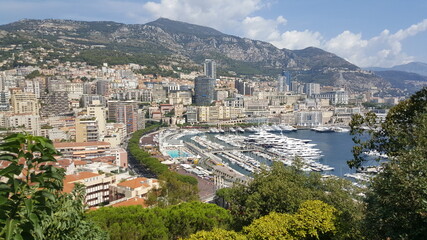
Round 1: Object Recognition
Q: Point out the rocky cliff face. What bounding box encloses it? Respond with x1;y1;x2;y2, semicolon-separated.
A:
0;18;389;91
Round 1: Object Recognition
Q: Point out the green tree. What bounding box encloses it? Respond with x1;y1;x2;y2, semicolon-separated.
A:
185;228;246;240
244;200;337;240
41;184;107;240
217;162;364;240
87;201;232;240
166;202;233;239
87;205;168;240
25;70;42;79
148;172;199;207
349;88;427;168
0;133;106;239
350;88;427;239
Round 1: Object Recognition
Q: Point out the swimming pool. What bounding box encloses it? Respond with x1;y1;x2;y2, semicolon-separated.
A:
166;150;192;158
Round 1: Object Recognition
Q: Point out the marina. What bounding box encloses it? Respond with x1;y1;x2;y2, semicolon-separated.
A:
157;126;379;186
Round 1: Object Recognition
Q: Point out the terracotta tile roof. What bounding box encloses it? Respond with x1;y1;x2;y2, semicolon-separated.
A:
73;160;87;166
62;172;101;193
117;177;150;189
54;141;111;148
111;197;147;207
63;182;75;193
64;172;100;184
57;159;73;167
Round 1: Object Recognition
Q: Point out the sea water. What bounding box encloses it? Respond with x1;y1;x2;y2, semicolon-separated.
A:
181;130;376;178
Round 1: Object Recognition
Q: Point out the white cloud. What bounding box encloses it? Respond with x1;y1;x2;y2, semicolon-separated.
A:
241;16;286;41
393;19;427;40
143;0;263;32
270;30;323;50
250;18;427;67
320;20;427;67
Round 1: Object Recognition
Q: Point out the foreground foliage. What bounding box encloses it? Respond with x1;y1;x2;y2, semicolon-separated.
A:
185;228;245;240
350;87;427;239
216;162;364;240
0;133;106;239
186;200;336;240
87;201;232;240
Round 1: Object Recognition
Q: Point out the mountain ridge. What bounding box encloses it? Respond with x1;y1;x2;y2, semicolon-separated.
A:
366;62;427;76
0;18;388;91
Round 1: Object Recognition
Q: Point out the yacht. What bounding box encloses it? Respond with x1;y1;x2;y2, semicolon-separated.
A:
332;127;350;133
237;127;245;133
311;126;334;133
280;125;297;132
270;125;283;132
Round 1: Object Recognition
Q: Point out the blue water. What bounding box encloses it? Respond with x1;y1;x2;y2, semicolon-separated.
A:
166;150;191;158
283;130;355;177
181;130;376;178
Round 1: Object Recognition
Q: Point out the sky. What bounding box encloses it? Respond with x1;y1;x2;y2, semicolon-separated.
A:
0;0;426;68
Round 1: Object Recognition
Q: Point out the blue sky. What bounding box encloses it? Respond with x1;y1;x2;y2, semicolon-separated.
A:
0;0;426;67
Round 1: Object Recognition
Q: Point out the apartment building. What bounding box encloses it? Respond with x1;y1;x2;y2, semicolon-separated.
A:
75;116;99;142
54;141;111;161
314;89;349;105
197;106;244;123
10;92;39;115
87;105;107;135
115;104;137;134
168;91;192;105
63;171;116;207
0;113;41;135
42;91;69;116
112;177;159;200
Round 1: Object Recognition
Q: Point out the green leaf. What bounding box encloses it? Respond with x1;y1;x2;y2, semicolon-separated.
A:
0;153;18;162
24;198;33;214
0;183;11;192
4;219;17;240
33;224;43;239
13;234;23;240
0;164;23;178
40;191;55;202
0;195;8;205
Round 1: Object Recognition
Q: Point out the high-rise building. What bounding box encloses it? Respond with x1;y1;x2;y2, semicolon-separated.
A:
75;116;100;142
305;83;321;97
194;76;216;106
278;70;291;92
0;91;10;111
278;76;286;92
96;80;109;96
10;92;39;115
137;109;146;130
235;80;254;96
87;105;107;135
83;82;94;94
23;80;41;98
114;104;138;134
151;84;168;103
116;104;137;134
42;91;69;116
80;94;106;107
203;59;216;79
